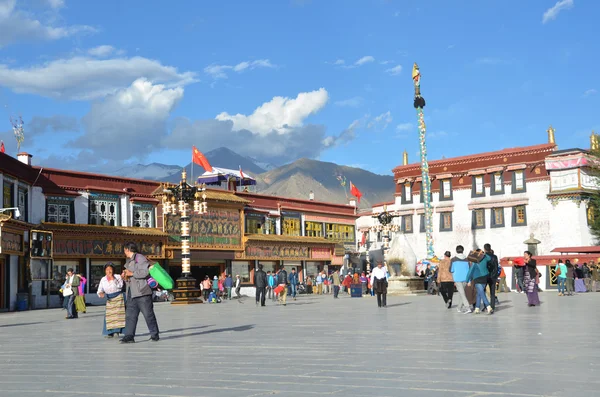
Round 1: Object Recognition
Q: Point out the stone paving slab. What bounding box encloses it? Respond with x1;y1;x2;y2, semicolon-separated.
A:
1;291;599;397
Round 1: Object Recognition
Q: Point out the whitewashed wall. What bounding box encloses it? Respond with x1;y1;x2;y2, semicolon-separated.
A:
356;179;594;261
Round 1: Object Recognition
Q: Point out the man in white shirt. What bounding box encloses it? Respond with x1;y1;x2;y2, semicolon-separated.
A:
370;262;388;308
235;275;242;299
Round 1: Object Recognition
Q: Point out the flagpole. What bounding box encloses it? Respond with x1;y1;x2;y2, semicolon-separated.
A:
191;150;194;185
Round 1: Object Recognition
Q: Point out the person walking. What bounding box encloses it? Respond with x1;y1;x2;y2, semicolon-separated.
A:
235;275;242;299
497;266;510;293
277;266;288;306
332;269;341;298
583;263;592;292
202;276;211;301
591;261;600;292
316;272;323;295
288;268;299;301
75;273;87;314
254;264;267;306
64;269;80;319
523;251;540;307
224;274;233;300
565;260;575;296
120;242;159;343
514;261;525;294
451;245;472;314
437;251;454;309
97;263;125;338
267;271;276;301
484;244;499;311
466;249;493;315
555;259;567;296
370;262;388;308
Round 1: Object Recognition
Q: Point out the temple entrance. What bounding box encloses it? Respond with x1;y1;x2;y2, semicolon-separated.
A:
191;263;225;285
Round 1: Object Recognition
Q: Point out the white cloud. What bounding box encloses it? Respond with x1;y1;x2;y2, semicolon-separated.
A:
355;56;375;66
88;45;116;57
204;59;276;79
334;96;363;108
396;123;412;132
367;111;392;130
385;65;402;75
542;0;574;24
322;119;359;148
216;88;328;135
75;78;184;160
0;0;95;48
334;59;345;65
583;89;597;97
46;0;65;9
0;55;197;100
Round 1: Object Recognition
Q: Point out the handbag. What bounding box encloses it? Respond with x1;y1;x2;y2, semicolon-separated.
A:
555;267;562;277
467;250;485;263
62;286;73;297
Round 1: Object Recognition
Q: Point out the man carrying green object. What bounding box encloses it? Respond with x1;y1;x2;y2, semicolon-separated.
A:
149;263;174;290
120;242;160;344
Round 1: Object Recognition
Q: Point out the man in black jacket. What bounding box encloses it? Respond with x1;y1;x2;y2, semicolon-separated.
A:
254;264;267;307
484;243;499;311
277;266;288;306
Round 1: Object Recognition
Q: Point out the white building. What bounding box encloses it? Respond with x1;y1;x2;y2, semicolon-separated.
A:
356;129;599;289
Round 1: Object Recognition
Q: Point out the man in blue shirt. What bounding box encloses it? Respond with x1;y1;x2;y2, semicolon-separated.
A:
450;245;471;314
224;274;233;300
288;268;299;300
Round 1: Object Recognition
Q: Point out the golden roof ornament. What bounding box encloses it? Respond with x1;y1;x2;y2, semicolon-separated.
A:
403;150;408;166
547;125;556;145
591;131;599;151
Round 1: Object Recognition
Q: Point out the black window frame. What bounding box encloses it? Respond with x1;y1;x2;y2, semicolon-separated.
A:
491;172;505;196
511;205;527;227
45;196;75;224
88;193;121;226
401;182;413;204
439;212;453;232
491;207;505;228
439;179;453;201
419;182;433;204
471;209;486;230
17;186;28;222
511;170;527;193
402;215;413;234
471;175;485;198
419;214;425;233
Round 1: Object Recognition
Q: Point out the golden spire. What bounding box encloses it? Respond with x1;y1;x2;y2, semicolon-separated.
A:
403;150;408;166
591;131;599;151
181;169;187;182
547;125;555;144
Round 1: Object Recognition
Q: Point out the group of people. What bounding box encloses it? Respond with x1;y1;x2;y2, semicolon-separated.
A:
433;244;540;315
65;242;161;343
554;260;600;296
201;274;242;302
254;265;299;306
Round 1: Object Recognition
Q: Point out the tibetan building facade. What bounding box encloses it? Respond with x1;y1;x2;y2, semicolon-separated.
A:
356;130;600;291
0;151;358;311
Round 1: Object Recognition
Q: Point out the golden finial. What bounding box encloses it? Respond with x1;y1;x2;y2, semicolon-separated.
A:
591;131;599;151
403;150;408;166
547;125;556;145
412;63;420;80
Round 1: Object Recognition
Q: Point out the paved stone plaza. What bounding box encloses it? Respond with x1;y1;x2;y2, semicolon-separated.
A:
0;292;599;397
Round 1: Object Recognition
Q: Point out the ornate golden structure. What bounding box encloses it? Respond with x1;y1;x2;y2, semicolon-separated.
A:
547;125;556;144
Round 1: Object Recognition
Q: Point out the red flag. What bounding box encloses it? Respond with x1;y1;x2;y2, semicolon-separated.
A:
360;232;366;246
239;165;245;179
192;146;213;172
0;141;4;154
350;181;362;203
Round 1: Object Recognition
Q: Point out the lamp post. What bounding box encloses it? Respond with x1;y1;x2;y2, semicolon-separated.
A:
162;169;208;304
371;205;400;251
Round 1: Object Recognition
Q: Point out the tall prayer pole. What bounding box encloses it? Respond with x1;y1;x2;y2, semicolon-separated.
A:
412;63;435;259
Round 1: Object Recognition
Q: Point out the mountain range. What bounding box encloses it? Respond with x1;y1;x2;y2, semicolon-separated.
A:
113;147;395;208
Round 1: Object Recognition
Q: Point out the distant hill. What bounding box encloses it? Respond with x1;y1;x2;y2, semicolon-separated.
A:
113;149;395;208
254;158;394;208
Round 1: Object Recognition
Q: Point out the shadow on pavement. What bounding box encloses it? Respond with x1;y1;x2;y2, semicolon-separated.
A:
386;302;412;308
0;322;45;328
138;325;215;337
160;324;255;340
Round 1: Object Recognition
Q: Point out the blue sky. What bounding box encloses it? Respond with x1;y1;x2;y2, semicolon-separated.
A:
0;0;598;175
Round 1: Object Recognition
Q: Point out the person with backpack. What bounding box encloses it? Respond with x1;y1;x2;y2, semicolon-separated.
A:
277;266;288;306
555;259;567;296
484;244;499;311
437;251;455;309
466;248;493;315
451;245;471;314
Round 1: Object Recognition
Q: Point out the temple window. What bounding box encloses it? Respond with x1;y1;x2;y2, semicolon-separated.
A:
305;221;324;237
46;196;74;224
89;193;120;226
491;207;505;228
471;175;485;198
512;170;526;193
132;203;154;228
440;179;453;201
491;172;505;195
402;182;413;204
472;209;485;229
402;215;413;233
512;205;527;226
440;212;453;232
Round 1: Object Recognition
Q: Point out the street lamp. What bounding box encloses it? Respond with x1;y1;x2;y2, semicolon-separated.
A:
162;169;208;304
0;207;21;219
